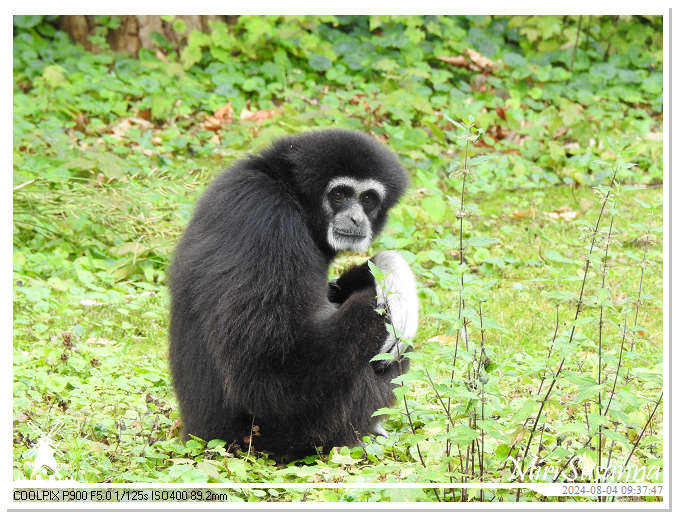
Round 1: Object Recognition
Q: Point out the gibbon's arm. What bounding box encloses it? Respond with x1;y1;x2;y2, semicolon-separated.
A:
235;289;389;421
294;287;389;375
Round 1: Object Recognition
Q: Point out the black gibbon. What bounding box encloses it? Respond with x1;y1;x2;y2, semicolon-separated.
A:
169;129;418;458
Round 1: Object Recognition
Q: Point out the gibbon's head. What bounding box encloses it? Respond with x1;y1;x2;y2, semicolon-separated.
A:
267;129;408;254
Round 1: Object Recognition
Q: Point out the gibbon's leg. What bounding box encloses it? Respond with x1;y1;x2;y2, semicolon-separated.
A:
367;343;412;439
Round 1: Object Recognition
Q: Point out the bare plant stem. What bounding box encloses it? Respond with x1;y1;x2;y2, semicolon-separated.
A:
425;369;456;427
399;372;441;501
552;435;593;482
500;307;559;471
520;169;618;475
597;214;615;482
382;294;441;502
605;423;619;469
480;381;485;501
445;127;472;497
571;15;583;71
539;306;560;394
603;16;619;61
478;301;486;500
625;232;649;382
622;392;663;469
605;317;627;416
552;390;662;486
610;392;663;503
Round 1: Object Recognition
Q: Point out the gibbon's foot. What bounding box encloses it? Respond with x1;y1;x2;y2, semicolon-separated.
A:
370;422;389;438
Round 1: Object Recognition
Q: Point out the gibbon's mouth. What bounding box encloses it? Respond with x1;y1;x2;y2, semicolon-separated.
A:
333;229;367;239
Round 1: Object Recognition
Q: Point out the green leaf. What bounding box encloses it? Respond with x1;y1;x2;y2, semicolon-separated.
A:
370;352;395;362
330;450;357;465
226;458;248;480
427;249;445;264
14;15;43;28
466;236;500;247
308;53;332;71
180;45;202;69
63;157;97;171
512;398;537;423
421;195;447;222
371;407;401;417
151;94;174;120
172;19;187;34
543;250;576;264
449;424;479;446
42;65;67;88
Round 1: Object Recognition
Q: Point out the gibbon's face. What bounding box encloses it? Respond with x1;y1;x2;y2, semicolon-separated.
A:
322;177;386;252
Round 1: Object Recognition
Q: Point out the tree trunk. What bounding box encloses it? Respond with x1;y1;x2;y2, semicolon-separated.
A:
61;15;231;55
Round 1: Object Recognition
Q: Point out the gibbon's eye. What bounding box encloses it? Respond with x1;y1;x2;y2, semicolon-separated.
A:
330;187;352;204
360;190;379;212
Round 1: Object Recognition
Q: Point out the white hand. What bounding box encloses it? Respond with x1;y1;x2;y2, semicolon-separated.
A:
373;251;418;360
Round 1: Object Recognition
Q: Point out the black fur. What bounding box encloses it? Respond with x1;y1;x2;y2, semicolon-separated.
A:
169;129;409;459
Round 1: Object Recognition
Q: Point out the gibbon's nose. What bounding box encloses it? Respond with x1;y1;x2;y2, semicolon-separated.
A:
348;204;365;226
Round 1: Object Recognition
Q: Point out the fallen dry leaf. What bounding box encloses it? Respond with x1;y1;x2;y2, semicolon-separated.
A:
213;101;233;124
561;393;574;403
427;335;456;344
488;124;509;141
74;112;88;132
86;337;114;346
465;47;496;71
437;55;472;69
545;210;579;221
110;117;153;138
169;419;182;436
240;107;281;123
510;208;538;219
203;116;223;131
80;298;103;306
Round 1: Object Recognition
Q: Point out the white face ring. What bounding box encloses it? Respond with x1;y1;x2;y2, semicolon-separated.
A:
322;177;386;252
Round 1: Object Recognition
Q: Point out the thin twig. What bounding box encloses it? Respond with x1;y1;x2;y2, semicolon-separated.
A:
622;392;663;469
445;125;472;494
520;168;618;474
598;214;615;479
13;179;36;191
500;307;559;470
604;316;627;416
571;15;583;71
625;231;650;382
